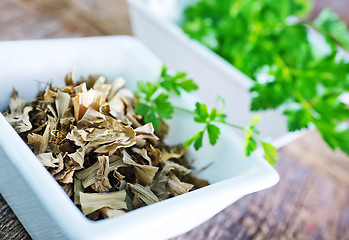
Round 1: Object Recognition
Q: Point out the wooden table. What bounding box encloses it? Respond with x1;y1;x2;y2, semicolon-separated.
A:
1;1;349;239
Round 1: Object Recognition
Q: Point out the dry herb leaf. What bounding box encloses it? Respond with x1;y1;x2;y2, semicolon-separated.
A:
67;148;85;170
131;147;152;165
55;91;71;119
27;133;43;154
72;89;104;121
122;150;159;185
77;107;105;128
4;90;33;133
93;76;111;102
50;153;65;176
39;120;54;154
36;152;58;168
44;89;58;103
107;77;125;101
100;207;126;218
134;123;159;141
150;171;169;200
162;160;191;177
167;172;194;196
161;147;185;162
74;177;84;205
66;126;88;147
75;155;127;188
128;183;159;205
92;156;112;193
79;190;127;216
90;117;136;155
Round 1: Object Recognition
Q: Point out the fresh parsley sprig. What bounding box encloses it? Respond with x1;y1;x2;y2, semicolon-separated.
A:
182;0;349;156
135;65;278;165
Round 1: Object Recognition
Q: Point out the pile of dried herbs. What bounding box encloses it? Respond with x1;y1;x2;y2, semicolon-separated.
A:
3;71;209;220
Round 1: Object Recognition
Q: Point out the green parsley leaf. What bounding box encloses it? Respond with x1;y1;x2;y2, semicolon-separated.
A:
260;141;278;166
244;115;261;156
245;129;257;156
207;124;220;145
183;129;205;150
314;8;349;49
134;103;151;115
194;102;208;122
159;65;198;95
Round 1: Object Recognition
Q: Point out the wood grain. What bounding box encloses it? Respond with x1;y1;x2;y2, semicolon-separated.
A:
1;0;349;240
14;0;131;35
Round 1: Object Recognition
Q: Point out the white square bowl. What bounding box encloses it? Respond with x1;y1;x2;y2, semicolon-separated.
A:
0;36;279;240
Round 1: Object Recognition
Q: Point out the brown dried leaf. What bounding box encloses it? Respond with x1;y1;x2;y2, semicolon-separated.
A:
89;117;136;155
131;147;152;165
79;190;127;216
74;177;84;205
72;89;104;121
134;123;159;141
60;109;75;125
27;133;43;154
66;126;88;147
67;148;85;170
60;170;75;184
148;145;161;166
128;183;159;205
100;207;126;219
4;90;33;133
55;91;71;119
150;172;169;201
161;147;185;162
36;152;58;168
76;155;127;188
39;120;54;154
74;82;87;94
107;77;125;101
77;107;106;128
9;89;26;115
93;76;111;102
167;172;194;196
92;156;112;193
43;89;57;103
162;160;191;176
50;153;65;176
122;150;159;186
65;68;75;86
108;88;133;114
132;193;144;209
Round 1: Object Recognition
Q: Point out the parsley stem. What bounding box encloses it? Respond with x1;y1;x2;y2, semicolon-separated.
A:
173;105;246;131
173;105;195;115
216;121;246;131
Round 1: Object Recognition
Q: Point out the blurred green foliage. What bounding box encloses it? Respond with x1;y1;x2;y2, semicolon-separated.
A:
182;0;349;155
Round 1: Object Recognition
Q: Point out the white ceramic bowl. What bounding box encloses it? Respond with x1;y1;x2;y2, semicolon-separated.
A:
0;36;279;240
